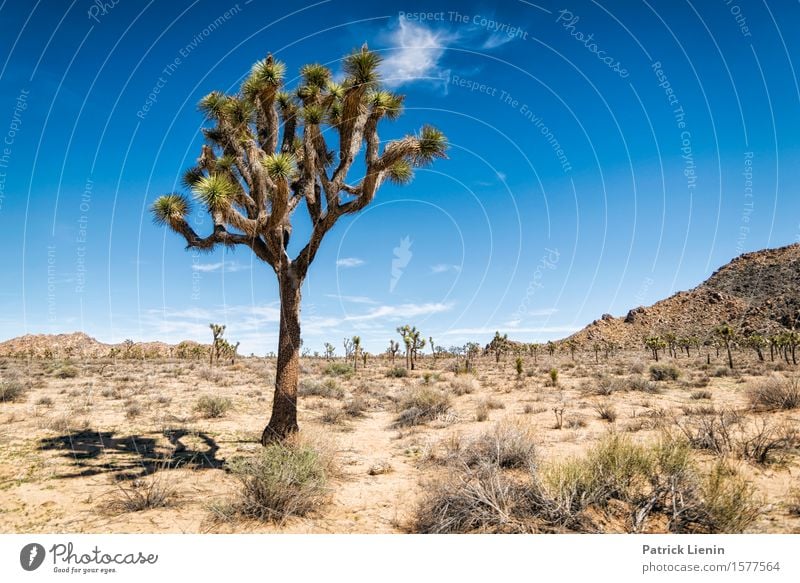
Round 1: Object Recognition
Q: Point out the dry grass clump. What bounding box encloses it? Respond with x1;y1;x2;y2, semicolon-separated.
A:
413;465;538;533
393;387;452;427
319;406;346;425
594;403;617;423
386;366;408;378
691;390;712;400
434;421;538;470
449;376;479;396
299;378;344;399
415;433;760;534
747;376;800;411
54;365;79;379
0;378;27;402
342;396;368;418
649;364;680;382
223;435;334;523
194;395;233;418
323;362;354;377
104;470;176;513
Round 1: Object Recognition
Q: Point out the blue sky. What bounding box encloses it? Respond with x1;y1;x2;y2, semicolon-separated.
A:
0;0;798;354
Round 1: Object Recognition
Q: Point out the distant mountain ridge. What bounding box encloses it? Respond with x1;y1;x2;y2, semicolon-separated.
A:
0;332;209;359
567;243;800;348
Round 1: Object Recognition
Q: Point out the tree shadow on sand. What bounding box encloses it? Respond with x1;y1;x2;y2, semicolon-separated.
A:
38;428;223;480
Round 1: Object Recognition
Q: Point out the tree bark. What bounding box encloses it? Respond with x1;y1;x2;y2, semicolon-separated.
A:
262;270;303;444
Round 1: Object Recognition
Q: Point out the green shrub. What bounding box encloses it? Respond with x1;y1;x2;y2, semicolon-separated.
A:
650;364;680;381
386;366;408;378
226;438;332;522
194;395;232;418
324;362;354;377
54;365;79;379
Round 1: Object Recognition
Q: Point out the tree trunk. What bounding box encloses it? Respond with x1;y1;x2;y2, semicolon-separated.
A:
262;272;302;444
726;343;733;369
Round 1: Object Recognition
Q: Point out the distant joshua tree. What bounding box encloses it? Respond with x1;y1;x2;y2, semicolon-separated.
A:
209;323;226;366
644;336;666;362
388;339;400;365
352;336;361;371
745;334;766;362
397;325;425;370
714;323;736;369
152;47;447;443
323;342;335;360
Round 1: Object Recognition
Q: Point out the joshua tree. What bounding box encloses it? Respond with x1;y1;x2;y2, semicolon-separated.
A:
464;341;481;373
343;337;354;360
545;340;555;357
323;342;335;360
429;336;436;362
528;342;539;365
489;331;509;363
745;334;766;362
644;336;665;361
714;323;736;369
397;325;425;370
152;48;447;442
209;323;226;366
388;339;400;365
352;335;361;371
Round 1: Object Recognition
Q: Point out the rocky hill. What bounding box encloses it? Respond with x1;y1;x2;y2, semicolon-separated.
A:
567;243;800;348
0;332;209;359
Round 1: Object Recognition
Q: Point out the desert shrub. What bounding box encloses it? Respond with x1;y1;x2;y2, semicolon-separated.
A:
548;368;558;386
194;395;232;418
479;397;504;410
630;361;646;375
54;365;79;379
457;421;538;470
698;461;761;533
35;395;54;407
342;396;367;418
324;362;354;377
747;376;800;411
676;411;739;456
449;376;478;396
788;490;800;517
475;402;489;422
124;401;143;420
413;465;534;534
0;379;27;402
629;376;660;393
105;471;175;513
386;366;408;378
393;387;452;427
594;403;617;423
712;366;730;378
584;375;624;396
226;437;333;522
299;378;343;399
737;420;798;465
319;406;345;425
691;390;712;400
650;364;680;381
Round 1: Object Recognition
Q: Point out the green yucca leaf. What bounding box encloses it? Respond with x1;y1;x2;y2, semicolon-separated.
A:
263;152;297;180
192;174;236;210
414;125;448;165
302;105;324;124
152;193;190;226
301;63;332;88
369;90;404;120
251;57;286;86
221;97;253;126
198;91;230;119
181;167;205;189
344;47;381;86
326;81;344;99
276;91;296;111
215;155;236;172
386;158;414;185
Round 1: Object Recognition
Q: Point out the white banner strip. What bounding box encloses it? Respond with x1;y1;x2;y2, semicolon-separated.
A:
1;534;798;582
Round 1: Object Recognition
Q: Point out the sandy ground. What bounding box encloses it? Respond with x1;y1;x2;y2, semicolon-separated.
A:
0;352;798;533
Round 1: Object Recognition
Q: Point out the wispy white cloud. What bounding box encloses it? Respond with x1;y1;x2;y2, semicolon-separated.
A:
430;263;462;274
192;261;251;273
379;18;455;88
482;33;515;50
336;257;365;268
325;294;377;305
